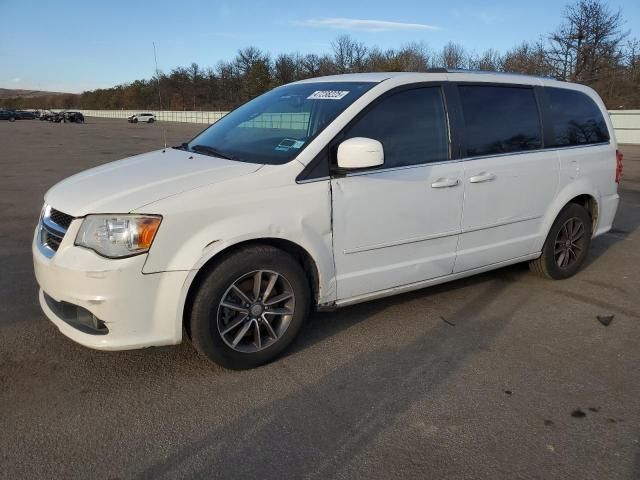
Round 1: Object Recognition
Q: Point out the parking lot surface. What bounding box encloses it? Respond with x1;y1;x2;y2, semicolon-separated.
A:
1;118;639;479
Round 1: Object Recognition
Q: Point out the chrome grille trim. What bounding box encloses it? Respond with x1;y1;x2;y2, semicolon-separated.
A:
37;205;75;258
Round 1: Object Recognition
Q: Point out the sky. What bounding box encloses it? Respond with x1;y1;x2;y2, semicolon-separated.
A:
1;0;639;93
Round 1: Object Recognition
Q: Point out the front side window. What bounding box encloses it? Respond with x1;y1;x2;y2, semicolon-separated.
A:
546;87;609;146
188;82;375;165
343;87;449;169
460;85;542;156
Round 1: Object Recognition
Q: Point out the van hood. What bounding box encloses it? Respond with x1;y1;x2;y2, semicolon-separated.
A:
44;148;262;216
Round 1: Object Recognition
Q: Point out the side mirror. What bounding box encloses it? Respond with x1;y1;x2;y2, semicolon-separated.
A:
337;137;384;170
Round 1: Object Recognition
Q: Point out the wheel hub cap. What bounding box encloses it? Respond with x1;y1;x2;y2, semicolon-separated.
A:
250;304;264;317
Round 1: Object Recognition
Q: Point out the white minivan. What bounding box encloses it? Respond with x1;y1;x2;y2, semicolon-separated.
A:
33;71;622;369
127;112;156;123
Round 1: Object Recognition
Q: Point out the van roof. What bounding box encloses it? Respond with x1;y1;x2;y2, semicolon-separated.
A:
294;70;573;88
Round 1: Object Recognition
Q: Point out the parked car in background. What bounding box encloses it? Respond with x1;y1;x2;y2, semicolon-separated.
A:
128;112;156;123
0;109;17;121
63;111;85;123
45;111;65;122
52;111;66;122
15;110;38;120
40;110;55;121
33;71;620;369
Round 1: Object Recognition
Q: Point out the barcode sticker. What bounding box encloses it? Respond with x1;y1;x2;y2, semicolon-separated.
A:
307;90;350;100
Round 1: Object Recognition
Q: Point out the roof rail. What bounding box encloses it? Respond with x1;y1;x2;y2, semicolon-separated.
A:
445;68;561;81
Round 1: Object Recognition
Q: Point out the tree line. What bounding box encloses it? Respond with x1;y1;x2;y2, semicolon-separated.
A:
5;0;639;111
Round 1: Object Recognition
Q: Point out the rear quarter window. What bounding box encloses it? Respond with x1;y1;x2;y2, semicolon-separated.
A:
546;87;609;146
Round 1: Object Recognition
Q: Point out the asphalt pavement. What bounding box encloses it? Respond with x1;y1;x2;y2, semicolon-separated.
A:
1;118;639;479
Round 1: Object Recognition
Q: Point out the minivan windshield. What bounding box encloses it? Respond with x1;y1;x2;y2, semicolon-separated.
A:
186;82;375;165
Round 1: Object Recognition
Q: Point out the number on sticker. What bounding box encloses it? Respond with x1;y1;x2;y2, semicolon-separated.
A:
307;90;350;100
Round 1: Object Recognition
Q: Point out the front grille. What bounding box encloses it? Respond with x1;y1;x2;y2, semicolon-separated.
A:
38;206;75;257
49;208;73;230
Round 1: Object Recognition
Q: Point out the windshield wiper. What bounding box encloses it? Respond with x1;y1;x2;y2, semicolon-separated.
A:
190;144;236;160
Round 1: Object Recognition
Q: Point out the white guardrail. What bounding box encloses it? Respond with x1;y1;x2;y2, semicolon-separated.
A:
608;110;640;145
77;110;229;124
77;109;640;144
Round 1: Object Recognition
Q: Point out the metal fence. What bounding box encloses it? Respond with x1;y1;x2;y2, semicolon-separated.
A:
77;110;228;124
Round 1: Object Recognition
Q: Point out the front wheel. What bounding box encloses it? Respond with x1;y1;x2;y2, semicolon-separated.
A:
9;117;15;122
529;203;592;279
148;118;155;123
132;118;138;123
189;246;310;369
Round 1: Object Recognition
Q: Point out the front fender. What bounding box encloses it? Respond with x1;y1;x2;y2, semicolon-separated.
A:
141;169;336;304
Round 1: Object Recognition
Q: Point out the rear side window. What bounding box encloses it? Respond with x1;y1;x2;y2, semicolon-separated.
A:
459;85;542;156
344;87;449;168
546;87;609;146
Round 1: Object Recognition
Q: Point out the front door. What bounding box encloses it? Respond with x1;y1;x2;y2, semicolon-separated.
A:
331;86;464;301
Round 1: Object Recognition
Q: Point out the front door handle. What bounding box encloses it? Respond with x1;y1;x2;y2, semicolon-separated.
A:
431;178;460;188
469;172;496;183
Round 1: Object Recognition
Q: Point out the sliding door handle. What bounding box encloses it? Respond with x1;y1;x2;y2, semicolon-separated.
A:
469;172;496;183
431;178;460;188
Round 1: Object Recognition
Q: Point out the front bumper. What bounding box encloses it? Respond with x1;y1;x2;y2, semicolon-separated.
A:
33;220;189;350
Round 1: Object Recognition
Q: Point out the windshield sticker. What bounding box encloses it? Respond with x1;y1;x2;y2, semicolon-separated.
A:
275;138;305;152
307;90;350;100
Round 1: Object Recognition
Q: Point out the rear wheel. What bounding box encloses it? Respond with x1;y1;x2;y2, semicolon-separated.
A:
148;118;155;123
9;117;15;122
529;203;592;279
190;246;310;369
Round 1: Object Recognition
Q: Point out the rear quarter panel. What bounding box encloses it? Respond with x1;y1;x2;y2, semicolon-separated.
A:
534;83;618;250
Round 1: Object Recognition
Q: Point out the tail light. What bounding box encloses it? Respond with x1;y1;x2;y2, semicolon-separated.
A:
615;149;623;183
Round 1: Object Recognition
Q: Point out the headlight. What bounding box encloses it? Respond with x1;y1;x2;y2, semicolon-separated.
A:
75;214;162;258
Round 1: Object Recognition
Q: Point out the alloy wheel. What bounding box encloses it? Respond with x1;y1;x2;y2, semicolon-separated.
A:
554;217;586;268
217;270;295;353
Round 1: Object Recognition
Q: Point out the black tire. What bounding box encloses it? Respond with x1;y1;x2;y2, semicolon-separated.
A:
132;118;138;123
148;118;155;123
529;203;592;279
190;245;310;369
9;117;15;122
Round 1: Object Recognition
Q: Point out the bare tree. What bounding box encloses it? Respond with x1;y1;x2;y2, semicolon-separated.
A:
502;41;551;76
396;42;431;71
273;53;299;85
471;49;502;71
546;0;627;81
235;47;266;75
331;35;367;73
437;42;467;69
187;62;202;109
